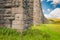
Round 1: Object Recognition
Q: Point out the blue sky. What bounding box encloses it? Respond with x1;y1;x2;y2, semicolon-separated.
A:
41;0;60;14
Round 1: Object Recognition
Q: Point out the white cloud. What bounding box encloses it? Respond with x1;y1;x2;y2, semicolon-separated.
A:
47;0;60;6
52;0;60;5
41;0;44;2
44;8;60;18
48;8;60;18
44;14;49;18
47;9;51;12
43;10;45;13
43;9;51;18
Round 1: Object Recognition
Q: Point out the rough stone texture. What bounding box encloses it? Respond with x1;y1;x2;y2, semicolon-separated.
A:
33;0;46;25
0;0;47;30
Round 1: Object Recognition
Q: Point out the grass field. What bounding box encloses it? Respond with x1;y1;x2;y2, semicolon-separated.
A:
48;18;60;24
31;24;60;40
0;24;60;40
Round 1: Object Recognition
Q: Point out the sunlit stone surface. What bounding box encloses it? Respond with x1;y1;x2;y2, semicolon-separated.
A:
0;0;46;30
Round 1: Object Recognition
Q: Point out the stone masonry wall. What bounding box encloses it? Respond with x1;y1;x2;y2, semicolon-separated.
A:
0;0;47;30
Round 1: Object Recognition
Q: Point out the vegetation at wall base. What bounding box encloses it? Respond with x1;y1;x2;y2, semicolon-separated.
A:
0;24;60;40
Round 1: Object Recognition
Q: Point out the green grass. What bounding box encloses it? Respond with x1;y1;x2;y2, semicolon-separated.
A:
31;24;60;40
0;27;21;40
0;24;60;40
